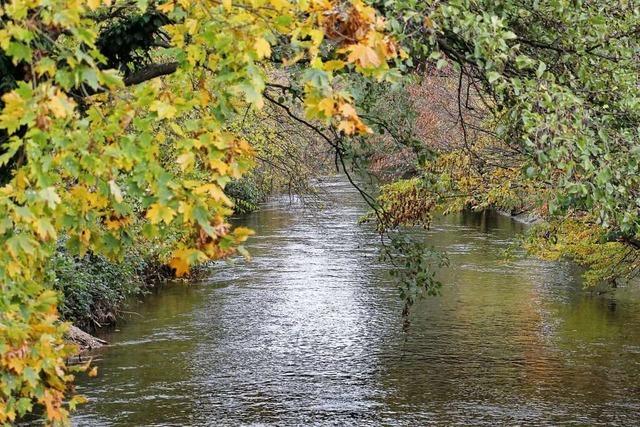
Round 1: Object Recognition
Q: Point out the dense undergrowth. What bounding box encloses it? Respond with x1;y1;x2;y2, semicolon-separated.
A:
47;245;171;332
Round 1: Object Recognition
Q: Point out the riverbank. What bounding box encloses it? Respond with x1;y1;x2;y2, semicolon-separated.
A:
59;253;170;352
62;259;217;352
60;181;270;352
66;325;108;351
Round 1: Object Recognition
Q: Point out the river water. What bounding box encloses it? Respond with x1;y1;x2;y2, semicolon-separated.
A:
74;176;640;426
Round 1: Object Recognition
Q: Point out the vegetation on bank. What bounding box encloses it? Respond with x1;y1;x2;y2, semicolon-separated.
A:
48;243;171;332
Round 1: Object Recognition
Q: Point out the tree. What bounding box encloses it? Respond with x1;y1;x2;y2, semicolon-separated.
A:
0;0;399;423
355;0;640;285
386;0;639;236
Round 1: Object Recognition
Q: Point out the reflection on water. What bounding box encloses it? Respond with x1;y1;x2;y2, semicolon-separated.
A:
74;176;640;426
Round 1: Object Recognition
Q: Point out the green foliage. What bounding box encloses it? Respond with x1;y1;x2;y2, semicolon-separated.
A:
225;178;264;214
48;248;145;330
381;0;640;239
525;217;640;287
358;0;640;288
383;233;449;319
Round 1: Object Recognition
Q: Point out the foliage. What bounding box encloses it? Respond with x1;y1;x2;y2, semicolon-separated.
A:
375;178;435;230
380;0;640;242
351;0;640;290
225;177;264;215
0;0;399;423
383;232;449;322
48;247;145;330
525;217;640;287
362;69;640;289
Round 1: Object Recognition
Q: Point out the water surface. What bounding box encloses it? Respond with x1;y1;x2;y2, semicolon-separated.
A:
74;176;640;426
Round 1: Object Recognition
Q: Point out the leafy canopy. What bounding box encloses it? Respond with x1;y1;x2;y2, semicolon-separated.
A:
383;0;640;240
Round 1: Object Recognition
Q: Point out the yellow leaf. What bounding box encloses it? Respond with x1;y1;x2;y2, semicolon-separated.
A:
168;255;189;276
87;0;101;10
34;218;56;240
7;356;24;374
222;0;232;10
198;88;211;106
195;184;233;205
254;38;271;59
347;44;382;68
178;201;194;222
208;159;229;174
80;229;91;246
185;19;198;35
269;0;290;10
157;1;174;13
168;248;202;276
48;92;74;119
146;203;176;224
339;102;357;117
233;226;255;242
337;120;356;134
323;60;346;71
150;100;177;119
105;216;130;230
177;152;195;171
317;98;336;116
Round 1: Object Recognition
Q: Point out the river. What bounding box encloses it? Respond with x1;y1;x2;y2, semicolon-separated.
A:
74;175;640;426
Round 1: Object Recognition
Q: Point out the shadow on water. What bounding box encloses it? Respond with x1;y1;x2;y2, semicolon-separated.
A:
73;175;640;426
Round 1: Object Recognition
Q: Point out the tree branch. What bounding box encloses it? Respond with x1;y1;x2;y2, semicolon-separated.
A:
123;61;179;86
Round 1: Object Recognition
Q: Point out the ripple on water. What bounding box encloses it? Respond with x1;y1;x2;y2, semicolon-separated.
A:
73;175;640;427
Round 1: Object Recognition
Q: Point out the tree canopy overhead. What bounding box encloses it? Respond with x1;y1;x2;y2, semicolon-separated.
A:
380;0;640;240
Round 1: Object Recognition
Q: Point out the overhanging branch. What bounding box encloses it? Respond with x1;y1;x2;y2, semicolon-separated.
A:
123;61;179;86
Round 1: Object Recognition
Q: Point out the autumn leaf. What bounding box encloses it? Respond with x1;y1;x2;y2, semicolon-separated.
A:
168;254;190;277
323;60;346;71
254;38;272;59
346;44;381;68
168;248;204;277
317;98;336;116
146;203;177;224
87;0;101;10
150;100;177;120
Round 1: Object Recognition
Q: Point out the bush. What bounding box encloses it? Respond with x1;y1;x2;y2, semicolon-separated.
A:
225;177;265;214
47;244;171;331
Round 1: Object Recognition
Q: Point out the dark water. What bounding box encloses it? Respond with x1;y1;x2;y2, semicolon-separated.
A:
74;176;640;426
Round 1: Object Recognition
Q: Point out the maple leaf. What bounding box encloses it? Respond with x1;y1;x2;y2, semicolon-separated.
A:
87;0;101;10
254;38;272;59
146;203;177;225
150;100;177;120
318;98;336;116
346;43;381;68
168;248;204;277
